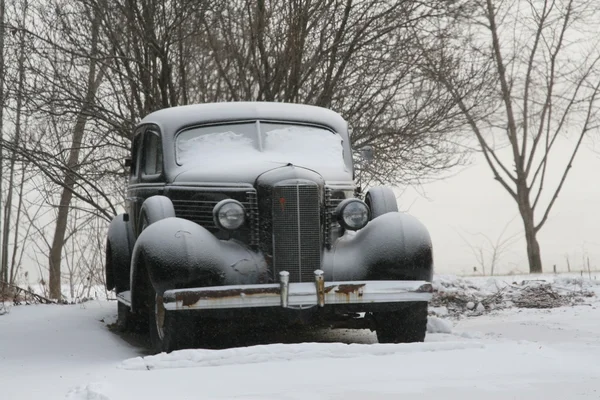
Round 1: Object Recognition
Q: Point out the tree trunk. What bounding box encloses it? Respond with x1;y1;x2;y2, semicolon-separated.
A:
8;163;26;284
522;212;543;273
49;184;75;299
48;8;102;299
2;3;27;283
0;0;6;284
517;183;543;273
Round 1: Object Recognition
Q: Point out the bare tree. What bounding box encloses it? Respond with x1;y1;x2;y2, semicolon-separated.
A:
196;0;469;185
1;0;28;284
418;0;600;272
47;4;105;299
0;0;5;287
0;0;477;294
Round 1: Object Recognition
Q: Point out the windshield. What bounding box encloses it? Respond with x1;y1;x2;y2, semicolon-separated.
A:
176;122;346;171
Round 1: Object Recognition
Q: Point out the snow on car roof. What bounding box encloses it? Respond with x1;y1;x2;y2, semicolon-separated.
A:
139;102;349;139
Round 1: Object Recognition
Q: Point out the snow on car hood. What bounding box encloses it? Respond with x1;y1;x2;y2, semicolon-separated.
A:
173;128;352;183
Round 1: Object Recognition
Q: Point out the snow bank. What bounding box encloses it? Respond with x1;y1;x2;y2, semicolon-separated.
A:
431;274;599;318
4;290;600;399
121;341;484;370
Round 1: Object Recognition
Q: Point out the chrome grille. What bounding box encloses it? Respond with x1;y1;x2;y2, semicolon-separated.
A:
272;184;321;283
172;199;218;228
246;191;259;248
172;192;258;242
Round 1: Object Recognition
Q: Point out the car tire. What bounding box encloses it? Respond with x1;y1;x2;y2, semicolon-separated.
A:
105;241;116;291
374;302;428;343
148;282;189;353
131;196;177;346
365;186;398;219
117;301;148;333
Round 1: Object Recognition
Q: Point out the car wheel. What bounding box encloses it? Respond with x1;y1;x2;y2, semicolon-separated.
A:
147;274;199;353
365;186;398;219
374;302;428;343
117;301;148;333
148;284;181;353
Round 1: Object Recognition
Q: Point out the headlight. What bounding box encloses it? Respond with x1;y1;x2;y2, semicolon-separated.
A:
335;199;370;231
213;199;246;230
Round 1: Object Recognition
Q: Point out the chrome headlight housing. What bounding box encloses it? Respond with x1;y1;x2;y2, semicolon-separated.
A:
335;199;370;231
213;199;246;230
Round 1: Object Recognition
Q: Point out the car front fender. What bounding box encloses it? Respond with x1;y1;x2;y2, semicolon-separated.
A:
324;212;433;282
130;217;268;310
106;214;134;291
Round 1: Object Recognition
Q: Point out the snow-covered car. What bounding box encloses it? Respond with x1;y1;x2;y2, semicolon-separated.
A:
104;102;434;353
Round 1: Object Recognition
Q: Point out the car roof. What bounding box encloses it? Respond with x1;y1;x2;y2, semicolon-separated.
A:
138;102;349;139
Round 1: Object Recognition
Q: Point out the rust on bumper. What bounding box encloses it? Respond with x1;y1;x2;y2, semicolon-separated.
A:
176;286;281;307
163;275;432;311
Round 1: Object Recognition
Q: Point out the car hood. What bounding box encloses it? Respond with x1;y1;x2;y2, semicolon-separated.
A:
172;159;352;185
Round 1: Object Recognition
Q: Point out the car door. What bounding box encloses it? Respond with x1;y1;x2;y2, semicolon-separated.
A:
126;127;143;224
129;125;166;237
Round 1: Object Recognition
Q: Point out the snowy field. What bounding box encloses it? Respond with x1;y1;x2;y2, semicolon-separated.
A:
1;274;600;399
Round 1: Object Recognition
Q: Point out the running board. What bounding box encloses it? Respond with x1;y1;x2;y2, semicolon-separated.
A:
116;290;132;307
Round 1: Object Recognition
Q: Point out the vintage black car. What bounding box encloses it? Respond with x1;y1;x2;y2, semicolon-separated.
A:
105;102;434;353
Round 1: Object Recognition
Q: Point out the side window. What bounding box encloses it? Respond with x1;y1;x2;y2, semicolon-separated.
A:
142;131;163;176
130;134;142;177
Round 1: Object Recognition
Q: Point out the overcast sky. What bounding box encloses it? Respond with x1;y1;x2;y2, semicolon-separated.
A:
401;137;600;276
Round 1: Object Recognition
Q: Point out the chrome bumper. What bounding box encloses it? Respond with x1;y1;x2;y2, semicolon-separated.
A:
162;270;433;311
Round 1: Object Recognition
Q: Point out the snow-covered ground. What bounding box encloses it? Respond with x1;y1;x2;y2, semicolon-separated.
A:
2;275;600;399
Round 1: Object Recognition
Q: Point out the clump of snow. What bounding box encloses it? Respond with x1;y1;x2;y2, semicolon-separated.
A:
428;305;448;317
0;300;9;315
431;275;597;318
427;316;453;334
121;341;484;370
101;312;117;326
66;383;111;400
66;383;110;400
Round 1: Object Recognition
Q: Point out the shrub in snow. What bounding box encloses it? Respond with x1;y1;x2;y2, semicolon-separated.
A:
430;275;597;318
